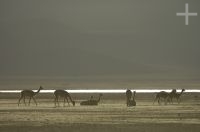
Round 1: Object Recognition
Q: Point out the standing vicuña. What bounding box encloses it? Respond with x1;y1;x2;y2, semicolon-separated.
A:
54;90;75;107
170;89;185;104
18;86;43;106
153;89;175;105
129;91;136;106
126;89;132;106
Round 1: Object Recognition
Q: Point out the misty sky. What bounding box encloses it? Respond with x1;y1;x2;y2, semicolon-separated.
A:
0;0;200;78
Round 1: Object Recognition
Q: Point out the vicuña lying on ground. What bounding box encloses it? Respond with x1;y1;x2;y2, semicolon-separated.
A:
80;94;103;106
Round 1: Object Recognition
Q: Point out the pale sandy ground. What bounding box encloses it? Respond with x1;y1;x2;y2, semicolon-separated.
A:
0;94;200;132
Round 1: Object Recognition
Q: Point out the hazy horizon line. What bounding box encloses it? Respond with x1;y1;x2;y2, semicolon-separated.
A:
1;89;200;93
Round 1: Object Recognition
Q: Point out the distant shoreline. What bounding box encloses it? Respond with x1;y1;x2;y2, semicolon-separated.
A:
0;89;200;93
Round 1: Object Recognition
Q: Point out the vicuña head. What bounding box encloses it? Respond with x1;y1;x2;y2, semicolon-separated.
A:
181;89;185;92
39;86;44;90
97;93;103;102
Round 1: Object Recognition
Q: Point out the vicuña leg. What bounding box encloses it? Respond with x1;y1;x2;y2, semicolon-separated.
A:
18;96;23;106
54;97;57;107
153;97;158;104
23;96;26;106
64;98;66;107
32;97;37;106
28;97;31;106
66;97;69;106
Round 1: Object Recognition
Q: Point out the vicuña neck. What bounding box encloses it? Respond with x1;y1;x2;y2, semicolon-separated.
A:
68;95;74;104
34;88;41;95
179;91;184;95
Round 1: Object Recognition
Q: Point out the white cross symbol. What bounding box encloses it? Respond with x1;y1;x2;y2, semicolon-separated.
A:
176;3;198;25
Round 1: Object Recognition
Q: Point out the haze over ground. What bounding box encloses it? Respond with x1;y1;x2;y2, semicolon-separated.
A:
0;0;200;80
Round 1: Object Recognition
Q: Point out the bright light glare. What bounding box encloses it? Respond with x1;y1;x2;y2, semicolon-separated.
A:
0;89;200;93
